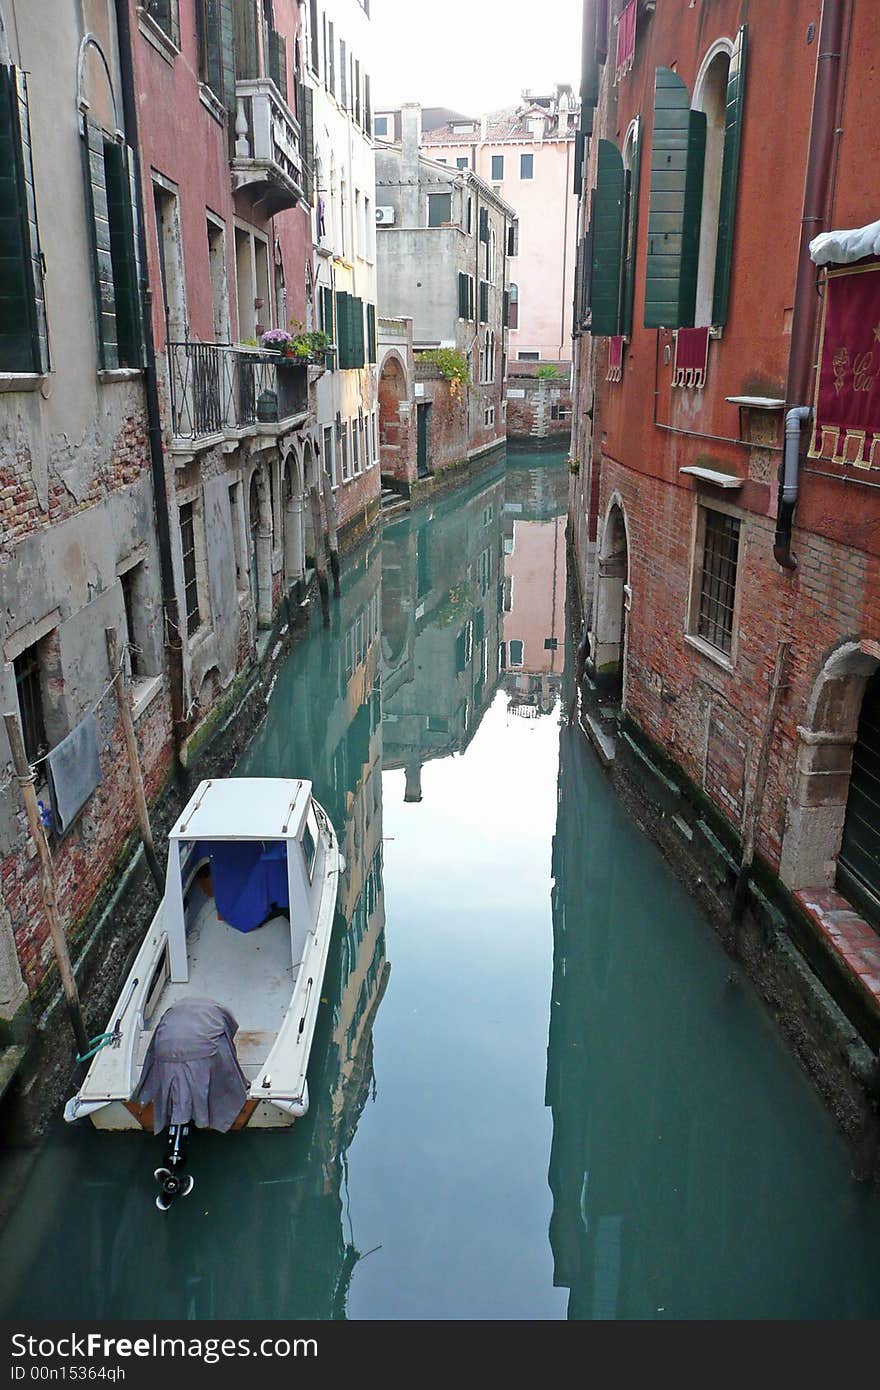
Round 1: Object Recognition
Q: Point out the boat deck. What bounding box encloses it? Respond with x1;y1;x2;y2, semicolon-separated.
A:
136;903;297;1080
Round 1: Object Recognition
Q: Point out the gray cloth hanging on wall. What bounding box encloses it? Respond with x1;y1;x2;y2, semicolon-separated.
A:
46;710;102;833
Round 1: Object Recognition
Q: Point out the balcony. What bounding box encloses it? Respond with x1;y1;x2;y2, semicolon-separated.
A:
166;342;311;454
232;79;304;214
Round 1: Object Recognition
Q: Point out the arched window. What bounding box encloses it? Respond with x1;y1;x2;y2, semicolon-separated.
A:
694;47;731;327
483;330;491;382
508;282;519;330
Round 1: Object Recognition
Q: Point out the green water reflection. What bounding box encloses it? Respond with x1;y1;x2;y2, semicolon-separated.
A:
1;447;879;1319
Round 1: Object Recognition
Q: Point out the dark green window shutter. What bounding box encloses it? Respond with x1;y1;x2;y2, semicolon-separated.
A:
0;67;49;373
479;279;488;323
367;302;377;362
336;290;349;368
353;296;365;367
321;285;335;369
81;119;118;369
621;116;642;337
502;289;509;328
589;139;624;337
105;142;145;368
479;206;488;243
712;25;748;326
269;29;287;102
644;68;705;328
219;0;235;112
458;271;469;319
299;82;315;204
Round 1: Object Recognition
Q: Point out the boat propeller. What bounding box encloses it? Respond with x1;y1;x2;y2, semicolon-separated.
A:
154;1123;195;1212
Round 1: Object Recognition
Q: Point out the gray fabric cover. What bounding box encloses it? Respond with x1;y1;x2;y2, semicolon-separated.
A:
46;710;102;832
136;997;248;1134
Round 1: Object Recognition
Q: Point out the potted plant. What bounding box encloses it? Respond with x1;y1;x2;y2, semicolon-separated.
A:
260;328;294;354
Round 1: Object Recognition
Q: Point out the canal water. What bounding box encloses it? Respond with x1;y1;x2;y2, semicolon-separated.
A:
2;445;880;1319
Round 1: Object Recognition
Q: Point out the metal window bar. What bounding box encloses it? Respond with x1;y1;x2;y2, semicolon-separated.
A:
179;502;200;635
697;510;740;654
13;646;48;763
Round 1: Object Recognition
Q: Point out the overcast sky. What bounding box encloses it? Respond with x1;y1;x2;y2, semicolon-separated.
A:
370;0;584;115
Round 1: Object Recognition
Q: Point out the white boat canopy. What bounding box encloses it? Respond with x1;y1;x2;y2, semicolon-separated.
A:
810;219;880;266
169;777;312;842
165;779;316;984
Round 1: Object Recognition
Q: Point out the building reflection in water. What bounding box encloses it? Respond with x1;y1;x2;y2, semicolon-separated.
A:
381;465;507;800
0;540;389;1322
500;453;569;719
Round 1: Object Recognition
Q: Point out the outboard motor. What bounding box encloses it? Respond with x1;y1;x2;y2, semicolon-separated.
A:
135;997;248;1213
154;1124;193;1212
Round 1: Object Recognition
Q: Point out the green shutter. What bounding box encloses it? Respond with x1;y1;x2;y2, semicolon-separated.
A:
351;295;365;367
621;116;642;337
81;119;118;369
644;68;705;329
299;82;315;204
202;0;224;98
479;279;488;323
105;142;145;368
712;25;748;326
502;289;509;328
367;302;377;362
589;139;624;337
458;271;469;319
479;207;488;243
269;30;287;102
219;0;235;112
0;67;48;373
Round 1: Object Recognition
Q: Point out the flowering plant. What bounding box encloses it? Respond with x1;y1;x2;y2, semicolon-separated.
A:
260;328;294;351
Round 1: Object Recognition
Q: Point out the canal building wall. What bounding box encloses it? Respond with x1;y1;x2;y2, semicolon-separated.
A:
306;0;381;547
0;1;174;1040
374;105;517;496
568;0;880;1173
504;361;574;442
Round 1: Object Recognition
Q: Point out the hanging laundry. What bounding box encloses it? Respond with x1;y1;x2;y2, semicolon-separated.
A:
46;710;102;834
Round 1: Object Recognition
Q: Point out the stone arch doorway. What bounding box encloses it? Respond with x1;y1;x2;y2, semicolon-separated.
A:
378;353;408;482
780;640;880;923
282;446;305;592
302;439;319;563
248;465;272;628
592;500;630;699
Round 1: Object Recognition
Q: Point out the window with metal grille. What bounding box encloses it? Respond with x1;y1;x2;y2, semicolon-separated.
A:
14;644;48;764
179;501;201;634
696;509;740;655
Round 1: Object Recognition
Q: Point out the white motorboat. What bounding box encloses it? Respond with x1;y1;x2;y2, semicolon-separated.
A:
64;778;342;1151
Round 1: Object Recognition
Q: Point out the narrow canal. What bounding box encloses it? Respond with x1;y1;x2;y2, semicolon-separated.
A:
2;446;880;1320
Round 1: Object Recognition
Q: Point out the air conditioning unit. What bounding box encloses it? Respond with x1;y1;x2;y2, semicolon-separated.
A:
375;206;396;226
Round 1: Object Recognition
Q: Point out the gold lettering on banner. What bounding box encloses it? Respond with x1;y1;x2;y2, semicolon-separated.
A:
853;350;877;392
832;345;850;393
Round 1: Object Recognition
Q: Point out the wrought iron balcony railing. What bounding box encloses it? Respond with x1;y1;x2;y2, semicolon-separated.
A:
166;342;309;446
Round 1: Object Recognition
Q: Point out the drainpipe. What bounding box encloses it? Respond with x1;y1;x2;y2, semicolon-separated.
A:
774;0;849;570
114;0;187;777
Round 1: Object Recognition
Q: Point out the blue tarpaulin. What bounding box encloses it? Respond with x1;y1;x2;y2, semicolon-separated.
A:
207;840;289;933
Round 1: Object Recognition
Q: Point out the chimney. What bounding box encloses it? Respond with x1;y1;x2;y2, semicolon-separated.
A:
401;103;422;171
558;89;570;136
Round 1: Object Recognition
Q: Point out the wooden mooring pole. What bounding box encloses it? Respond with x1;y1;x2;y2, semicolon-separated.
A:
308;484;331;625
106;627;164;893
322;467;341;598
3;710;89;1058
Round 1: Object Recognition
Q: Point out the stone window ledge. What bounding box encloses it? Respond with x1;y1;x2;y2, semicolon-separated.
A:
683;632;735;673
137;9;178;65
98;367;144;385
0;373;45;393
198;83;226;126
131;673;163;722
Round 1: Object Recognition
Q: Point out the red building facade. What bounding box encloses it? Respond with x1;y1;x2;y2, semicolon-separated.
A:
571;0;880;1100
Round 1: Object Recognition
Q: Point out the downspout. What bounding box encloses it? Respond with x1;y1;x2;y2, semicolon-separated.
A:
774;0;849;570
114;0;187;778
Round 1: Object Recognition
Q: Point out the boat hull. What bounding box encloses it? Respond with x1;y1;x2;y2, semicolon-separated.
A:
85;1097;300;1132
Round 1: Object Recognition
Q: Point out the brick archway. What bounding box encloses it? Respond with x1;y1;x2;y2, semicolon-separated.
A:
591;495;630;699
378;352;410;484
780;639;880;893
